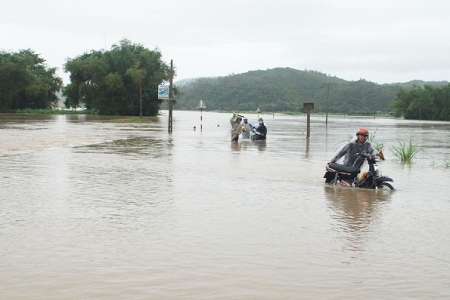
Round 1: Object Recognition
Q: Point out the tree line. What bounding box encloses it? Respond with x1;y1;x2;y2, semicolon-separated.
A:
0;49;63;112
1;44;448;118
173;68;448;117
64;39;174;116
1;39;174;116
391;84;450;121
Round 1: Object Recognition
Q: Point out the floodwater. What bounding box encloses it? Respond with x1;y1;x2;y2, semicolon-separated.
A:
1;111;450;299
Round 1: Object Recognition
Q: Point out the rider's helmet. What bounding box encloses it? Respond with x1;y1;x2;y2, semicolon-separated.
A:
356;127;369;137
258;118;264;123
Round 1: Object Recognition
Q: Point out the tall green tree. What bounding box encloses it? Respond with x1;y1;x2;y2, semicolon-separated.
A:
391;84;450;120
126;66;147;118
63;39;172;116
0;49;62;112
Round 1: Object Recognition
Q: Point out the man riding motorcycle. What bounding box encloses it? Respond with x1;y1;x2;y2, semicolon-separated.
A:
328;127;377;169
324;127;393;188
251;118;267;141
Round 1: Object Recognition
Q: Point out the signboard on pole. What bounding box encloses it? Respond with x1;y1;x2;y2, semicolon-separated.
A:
303;102;314;110
198;100;206;109
158;84;169;100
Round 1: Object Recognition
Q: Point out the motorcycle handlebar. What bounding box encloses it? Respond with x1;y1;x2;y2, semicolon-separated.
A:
357;152;375;160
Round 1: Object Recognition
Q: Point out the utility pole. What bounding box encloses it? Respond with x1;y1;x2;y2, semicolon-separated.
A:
325;83;330;126
303;102;314;139
168;60;174;133
139;75;143;119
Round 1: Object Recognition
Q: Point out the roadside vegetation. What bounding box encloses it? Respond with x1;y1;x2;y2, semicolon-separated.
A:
391;84;450;121
1;40;175;117
0;49;62;112
2;42;448;119
63;39;174;116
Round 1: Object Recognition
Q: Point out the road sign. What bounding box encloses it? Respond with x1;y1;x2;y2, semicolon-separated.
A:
158;85;169;100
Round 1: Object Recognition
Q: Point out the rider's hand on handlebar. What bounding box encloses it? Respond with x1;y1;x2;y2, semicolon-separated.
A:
357;153;371;159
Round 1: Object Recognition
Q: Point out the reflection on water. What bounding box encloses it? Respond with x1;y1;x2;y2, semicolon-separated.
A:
1;112;450;299
230;140;267;151
324;185;393;252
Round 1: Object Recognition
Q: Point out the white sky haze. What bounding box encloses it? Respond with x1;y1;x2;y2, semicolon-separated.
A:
1;0;449;84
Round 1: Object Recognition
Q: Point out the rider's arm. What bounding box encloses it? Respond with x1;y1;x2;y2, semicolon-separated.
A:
230;114;236;125
366;144;378;160
329;143;350;163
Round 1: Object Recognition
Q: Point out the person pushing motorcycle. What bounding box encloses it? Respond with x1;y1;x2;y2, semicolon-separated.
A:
329;127;377;170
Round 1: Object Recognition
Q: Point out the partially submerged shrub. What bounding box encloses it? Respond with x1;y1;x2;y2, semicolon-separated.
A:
444;157;450;169
390;140;423;163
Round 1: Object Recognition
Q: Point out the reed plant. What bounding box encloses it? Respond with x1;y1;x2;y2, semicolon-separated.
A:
390;140;423;163
444;157;450;169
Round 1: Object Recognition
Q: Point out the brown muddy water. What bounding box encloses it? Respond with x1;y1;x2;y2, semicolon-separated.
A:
1;111;450;299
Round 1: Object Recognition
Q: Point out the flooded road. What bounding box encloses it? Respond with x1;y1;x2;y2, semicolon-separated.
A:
1;111;450;299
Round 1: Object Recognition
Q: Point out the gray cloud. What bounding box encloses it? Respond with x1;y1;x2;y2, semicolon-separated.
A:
1;0;449;84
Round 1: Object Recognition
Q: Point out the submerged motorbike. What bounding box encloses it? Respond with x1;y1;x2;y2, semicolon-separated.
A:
324;153;394;190
250;126;265;141
250;130;263;141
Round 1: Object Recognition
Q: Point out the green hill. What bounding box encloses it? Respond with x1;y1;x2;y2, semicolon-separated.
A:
171;68;447;114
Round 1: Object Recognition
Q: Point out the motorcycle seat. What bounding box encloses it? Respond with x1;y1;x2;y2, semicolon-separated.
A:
328;162;359;174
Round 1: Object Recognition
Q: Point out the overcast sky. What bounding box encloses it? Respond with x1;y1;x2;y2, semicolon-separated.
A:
2;0;449;85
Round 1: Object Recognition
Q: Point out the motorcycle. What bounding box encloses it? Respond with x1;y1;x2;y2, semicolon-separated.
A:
250;125;265;141
324;153;394;190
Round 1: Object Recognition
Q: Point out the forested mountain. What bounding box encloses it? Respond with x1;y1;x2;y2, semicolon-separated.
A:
172;68;448;114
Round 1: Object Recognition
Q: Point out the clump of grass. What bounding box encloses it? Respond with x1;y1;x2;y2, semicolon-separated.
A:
373;141;384;151
444;157;450;169
367;128;383;150
390;140;423;164
430;159;437;168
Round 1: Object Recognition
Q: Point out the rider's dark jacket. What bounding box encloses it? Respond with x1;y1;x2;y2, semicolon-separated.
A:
330;138;377;169
255;124;267;140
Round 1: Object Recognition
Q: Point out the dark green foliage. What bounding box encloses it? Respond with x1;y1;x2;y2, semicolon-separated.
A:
0;49;63;112
63;39;172;116
391;84;450;120
174;68;406;114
